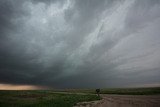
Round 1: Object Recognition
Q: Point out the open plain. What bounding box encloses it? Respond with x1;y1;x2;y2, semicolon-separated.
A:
75;94;160;107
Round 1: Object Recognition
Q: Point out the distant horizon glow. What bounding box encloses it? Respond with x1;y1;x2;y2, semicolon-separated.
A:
0;83;49;90
0;83;159;90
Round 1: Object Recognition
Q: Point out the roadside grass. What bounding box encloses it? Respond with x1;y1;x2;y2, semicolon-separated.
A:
0;90;100;107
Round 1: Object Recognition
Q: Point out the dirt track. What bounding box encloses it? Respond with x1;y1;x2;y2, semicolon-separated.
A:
74;94;160;107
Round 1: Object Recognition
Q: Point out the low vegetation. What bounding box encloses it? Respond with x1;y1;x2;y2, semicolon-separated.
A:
100;87;160;95
0;87;159;107
0;90;100;107
59;87;160;95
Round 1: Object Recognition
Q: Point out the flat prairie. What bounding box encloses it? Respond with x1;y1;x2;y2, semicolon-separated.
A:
0;87;160;107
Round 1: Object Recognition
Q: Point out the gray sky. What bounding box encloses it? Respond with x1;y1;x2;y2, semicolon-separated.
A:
0;0;160;88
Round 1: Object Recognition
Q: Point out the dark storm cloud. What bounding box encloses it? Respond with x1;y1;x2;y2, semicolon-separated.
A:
31;0;66;6
0;0;28;38
0;0;160;88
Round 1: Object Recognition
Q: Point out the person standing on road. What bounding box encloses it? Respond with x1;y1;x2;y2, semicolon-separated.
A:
96;89;100;97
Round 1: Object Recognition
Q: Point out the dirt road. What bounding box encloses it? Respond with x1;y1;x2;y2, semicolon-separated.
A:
74;94;160;107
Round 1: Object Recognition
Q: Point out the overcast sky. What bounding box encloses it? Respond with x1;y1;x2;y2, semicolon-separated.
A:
0;0;160;89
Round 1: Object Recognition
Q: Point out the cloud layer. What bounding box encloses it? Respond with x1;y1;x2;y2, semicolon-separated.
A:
0;0;160;88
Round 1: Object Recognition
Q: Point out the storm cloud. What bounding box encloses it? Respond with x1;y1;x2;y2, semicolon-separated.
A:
0;0;160;88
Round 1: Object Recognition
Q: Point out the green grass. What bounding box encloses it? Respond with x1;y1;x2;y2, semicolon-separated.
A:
100;87;160;95
0;87;159;107
0;90;100;107
57;87;160;95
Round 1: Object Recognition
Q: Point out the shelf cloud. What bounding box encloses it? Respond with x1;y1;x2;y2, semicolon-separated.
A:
0;0;160;88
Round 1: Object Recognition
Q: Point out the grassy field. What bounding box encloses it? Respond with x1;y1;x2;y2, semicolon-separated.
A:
59;87;160;95
100;87;160;95
0;87;159;107
0;90;100;107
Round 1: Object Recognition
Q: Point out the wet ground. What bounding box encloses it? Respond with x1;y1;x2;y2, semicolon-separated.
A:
74;94;160;107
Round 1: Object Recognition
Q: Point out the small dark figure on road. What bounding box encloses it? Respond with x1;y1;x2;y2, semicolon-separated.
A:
96;89;100;97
